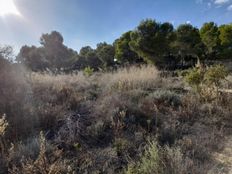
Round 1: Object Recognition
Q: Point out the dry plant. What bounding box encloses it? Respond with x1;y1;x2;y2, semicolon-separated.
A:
9;132;68;174
99;65;159;91
0;114;8;155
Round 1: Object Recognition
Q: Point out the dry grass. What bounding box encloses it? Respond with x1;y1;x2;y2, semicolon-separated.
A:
30;72;88;87
99;65;159;91
0;64;232;174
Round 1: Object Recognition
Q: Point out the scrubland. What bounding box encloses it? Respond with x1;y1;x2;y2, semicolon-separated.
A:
0;63;232;174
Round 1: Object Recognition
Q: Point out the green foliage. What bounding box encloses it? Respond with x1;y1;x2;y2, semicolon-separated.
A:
204;64;229;87
219;24;232;47
83;66;94;76
17;31;77;71
16;20;232;72
219;24;232;59
114;31;141;64
174;24;204;59
185;65;228;99
96;42;115;67
177;69;191;77
200;22;220;56
184;67;204;90
125;141;163;174
78;46;102;69
129;19;174;66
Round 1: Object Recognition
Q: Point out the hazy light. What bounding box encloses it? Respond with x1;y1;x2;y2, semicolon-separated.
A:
0;0;21;17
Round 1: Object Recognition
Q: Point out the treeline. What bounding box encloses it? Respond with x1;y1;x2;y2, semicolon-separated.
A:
15;19;232;71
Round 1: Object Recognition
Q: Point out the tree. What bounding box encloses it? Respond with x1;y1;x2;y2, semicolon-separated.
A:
174;24;204;64
17;46;48;71
17;31;77;71
78;46;102;69
79;46;94;57
96;42;115;67
0;46;13;70
129;19;175;66
200;22;220;58
0;46;13;61
40;31;77;69
219;24;232;59
114;31;141;64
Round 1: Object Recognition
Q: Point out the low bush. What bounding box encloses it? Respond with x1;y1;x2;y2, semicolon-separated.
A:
9;132;69;174
184;64;229;101
83;66;94;76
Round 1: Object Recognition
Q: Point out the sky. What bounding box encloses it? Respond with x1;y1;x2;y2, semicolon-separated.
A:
0;0;232;54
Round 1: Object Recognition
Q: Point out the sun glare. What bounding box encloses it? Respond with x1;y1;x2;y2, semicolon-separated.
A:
0;0;21;17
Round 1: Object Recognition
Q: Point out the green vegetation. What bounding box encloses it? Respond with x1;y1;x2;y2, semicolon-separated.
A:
185;67;204;92
126;141;162;174
14;19;232;71
1;19;232;174
83;66;94;76
185;65;229;100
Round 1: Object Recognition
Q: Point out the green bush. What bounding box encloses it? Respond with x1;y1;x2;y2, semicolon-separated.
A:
184;68;204;91
204;64;228;88
83;66;94;76
125;141;163;174
184;65;228;98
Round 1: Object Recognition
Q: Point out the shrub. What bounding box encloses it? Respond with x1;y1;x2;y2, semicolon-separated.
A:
113;138;130;156
147;90;182;107
0;114;8;155
83;66;94;76
204;64;228;91
184;65;229;100
0;114;8;137
184;67;204;92
125;141;195;174
125;141;163;174
9;132;68;174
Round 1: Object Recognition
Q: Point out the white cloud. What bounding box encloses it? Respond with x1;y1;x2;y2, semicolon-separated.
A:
214;0;229;5
186;21;191;24
227;4;232;10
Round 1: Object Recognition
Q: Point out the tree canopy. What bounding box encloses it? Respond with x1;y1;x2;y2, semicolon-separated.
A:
129;19;174;66
114;31;141;64
17;31;77;71
13;20;232;71
200;22;220;56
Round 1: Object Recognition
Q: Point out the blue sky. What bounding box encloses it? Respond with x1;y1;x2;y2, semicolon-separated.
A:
0;0;232;54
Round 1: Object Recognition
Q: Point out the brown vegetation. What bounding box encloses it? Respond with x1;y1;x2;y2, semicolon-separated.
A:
0;64;232;174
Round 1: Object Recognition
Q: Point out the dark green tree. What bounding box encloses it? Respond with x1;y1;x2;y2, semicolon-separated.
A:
219;24;232;59
114;31;141;64
200;22;220;59
40;31;77;69
174;24;204;63
17;46;48;71
17;31;77;71
129;19;175;66
96;42;115;67
78;46;102;69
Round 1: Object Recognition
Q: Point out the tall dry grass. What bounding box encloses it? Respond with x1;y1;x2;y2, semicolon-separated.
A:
99;65;159;91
